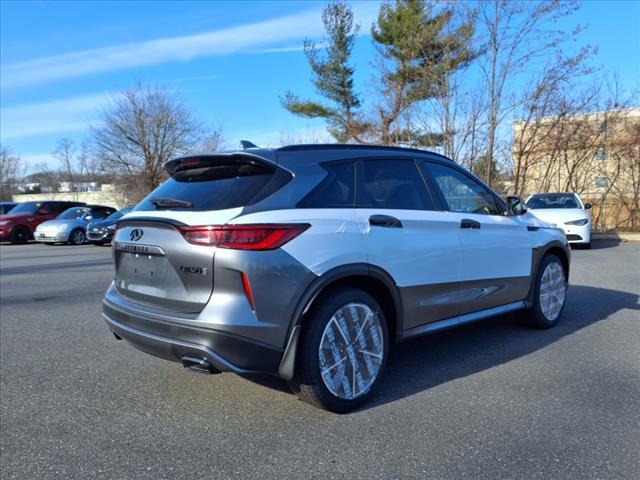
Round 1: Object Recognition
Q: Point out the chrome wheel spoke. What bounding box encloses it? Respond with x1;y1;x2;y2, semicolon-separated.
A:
319;303;384;400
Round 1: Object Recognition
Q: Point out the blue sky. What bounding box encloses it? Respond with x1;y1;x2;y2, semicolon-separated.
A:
1;0;639;171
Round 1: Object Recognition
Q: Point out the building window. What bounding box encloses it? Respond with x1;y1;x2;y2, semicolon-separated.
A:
595;148;608;161
595;176;609;188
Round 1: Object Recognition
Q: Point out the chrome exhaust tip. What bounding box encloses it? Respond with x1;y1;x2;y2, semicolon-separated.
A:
181;356;220;374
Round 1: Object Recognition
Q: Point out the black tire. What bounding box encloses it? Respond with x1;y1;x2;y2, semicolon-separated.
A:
289;287;389;413
9;226;29;244
582;242;591;250
92;241;107;246
524;254;567;329
68;228;86;245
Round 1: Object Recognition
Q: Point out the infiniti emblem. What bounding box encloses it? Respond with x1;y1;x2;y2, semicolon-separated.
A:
129;228;144;242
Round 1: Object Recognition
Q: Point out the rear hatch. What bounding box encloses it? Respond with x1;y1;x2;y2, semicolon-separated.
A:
113;152;290;313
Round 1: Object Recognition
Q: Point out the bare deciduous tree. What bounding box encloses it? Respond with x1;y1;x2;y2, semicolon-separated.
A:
477;0;591;186
0;145;26;201
513;73;639;230
90;84;222;200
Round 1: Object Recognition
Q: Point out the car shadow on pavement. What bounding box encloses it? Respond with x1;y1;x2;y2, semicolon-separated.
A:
242;284;639;409
587;240;621;250
366;284;639;411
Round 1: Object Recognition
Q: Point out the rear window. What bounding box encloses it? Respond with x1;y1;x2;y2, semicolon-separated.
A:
135;160;289;212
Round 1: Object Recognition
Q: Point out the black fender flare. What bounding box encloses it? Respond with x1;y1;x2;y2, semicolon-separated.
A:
278;263;401;380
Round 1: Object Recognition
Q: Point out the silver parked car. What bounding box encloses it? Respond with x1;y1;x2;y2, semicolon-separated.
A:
35;205;117;245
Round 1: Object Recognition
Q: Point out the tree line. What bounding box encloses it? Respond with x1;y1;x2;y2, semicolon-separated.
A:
2;0;638;225
1;84;224;202
282;0;637;192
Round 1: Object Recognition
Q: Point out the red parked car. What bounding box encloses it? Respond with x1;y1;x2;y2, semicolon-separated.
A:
0;201;85;244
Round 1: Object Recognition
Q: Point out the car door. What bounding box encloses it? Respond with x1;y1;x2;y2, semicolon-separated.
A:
355;158;463;330
421;161;534;315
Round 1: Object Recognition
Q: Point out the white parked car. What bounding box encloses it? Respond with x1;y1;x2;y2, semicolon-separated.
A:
525;193;592;249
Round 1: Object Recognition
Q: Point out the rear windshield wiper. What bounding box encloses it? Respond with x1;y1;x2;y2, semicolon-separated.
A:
150;197;193;209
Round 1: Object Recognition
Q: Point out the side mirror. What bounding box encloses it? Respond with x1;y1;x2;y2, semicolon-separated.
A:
506;196;527;216
584;203;592;209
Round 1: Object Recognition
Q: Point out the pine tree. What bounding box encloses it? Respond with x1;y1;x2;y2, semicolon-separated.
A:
372;0;477;146
281;2;367;143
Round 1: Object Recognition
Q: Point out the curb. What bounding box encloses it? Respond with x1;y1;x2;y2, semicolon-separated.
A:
592;233;640;242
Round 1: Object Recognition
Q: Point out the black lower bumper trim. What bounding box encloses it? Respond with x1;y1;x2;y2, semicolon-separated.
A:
102;302;283;374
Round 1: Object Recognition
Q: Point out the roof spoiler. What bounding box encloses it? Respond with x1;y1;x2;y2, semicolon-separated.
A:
164;152;274;176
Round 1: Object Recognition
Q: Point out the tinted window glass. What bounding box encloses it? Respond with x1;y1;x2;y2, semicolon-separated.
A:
9;202;42;214
299;162;355;207
58;207;88;220
51;202;80;214
135;161;287;212
107;207;133;220
90;208;109;219
525;194;580;209
425;162;500;215
359;159;433;210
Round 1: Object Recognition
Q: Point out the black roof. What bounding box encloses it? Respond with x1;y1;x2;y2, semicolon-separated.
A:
276;143;453;162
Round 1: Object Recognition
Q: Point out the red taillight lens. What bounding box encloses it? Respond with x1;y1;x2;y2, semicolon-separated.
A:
178;225;223;246
178;224;309;250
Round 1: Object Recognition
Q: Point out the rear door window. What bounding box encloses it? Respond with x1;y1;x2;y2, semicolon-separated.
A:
135;160;289;212
299;161;355;208
358;159;434;210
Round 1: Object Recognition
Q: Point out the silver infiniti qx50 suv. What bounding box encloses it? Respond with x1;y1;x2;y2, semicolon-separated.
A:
102;143;570;412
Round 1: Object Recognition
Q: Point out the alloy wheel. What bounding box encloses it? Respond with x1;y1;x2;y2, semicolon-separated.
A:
318;302;384;400
539;262;566;321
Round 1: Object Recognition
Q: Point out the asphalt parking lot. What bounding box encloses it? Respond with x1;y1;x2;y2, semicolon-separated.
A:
1;241;639;479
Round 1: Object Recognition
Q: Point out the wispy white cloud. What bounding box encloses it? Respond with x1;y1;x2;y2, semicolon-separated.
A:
0;92;110;140
254;45;307;54
2;10;320;90
1;3;380;91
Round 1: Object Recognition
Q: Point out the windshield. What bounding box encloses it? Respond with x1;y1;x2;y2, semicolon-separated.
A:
5;202;41;215
526;194;581;209
106;207;132;220
58;207;89;220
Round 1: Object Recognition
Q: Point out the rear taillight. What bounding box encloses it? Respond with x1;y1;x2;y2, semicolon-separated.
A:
177;224;309;250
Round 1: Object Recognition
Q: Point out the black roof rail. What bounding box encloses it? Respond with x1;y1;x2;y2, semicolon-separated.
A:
276;143;453;161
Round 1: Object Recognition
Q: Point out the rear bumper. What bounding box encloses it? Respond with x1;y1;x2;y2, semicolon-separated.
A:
102;290;284;374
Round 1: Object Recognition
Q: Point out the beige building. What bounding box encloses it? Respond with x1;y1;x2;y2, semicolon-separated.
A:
513;108;640;231
13;184;131;210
